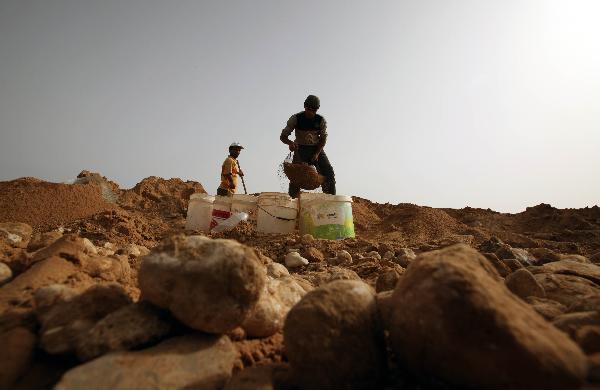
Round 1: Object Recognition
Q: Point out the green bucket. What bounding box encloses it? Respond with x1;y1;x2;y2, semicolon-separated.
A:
299;195;355;240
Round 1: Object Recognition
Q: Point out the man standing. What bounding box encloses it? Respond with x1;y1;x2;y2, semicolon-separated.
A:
280;95;336;198
217;142;244;196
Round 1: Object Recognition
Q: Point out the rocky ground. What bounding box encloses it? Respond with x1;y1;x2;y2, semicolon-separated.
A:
1;171;600;389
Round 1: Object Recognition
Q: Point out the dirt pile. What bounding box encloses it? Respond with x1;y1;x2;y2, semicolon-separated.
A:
119;176;204;216
0;178;117;231
2;171;600;389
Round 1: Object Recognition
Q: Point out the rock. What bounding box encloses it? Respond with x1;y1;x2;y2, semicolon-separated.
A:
588;353;600;382
36;283;132;355
591;252;600;264
300;234;315;245
289;275;314;293
266;262;289;278
375;269;402;292
366;251;382;260
0;327;36;390
302;266;361;287
285;251;309;268
575;326;600;354
389;244;587;389
224;363;291;390
116;243;150;258
0;256;84;312
117;243;140;257
482;252;512;277
31;234;95;265
302;247;324;263
97;247;115;257
568;294;600;313
0;262;13;286
553;312;600;338
34;284;78;309
505;268;546;299
139;235;266;333
330;250;352;266
377;243;393;256
438;234;475;247
535;260;600;285
394;248;416;268
0;222;32;248
503;258;525;272
242;276;306;338
382;251;395;260
535;273;600;307
528;247;562;264
56;335;237;390
559;254;590;263
82;255;131;282
375;290;394;329
526;297;567;321
479;236;504;253
76;302;173;361
82;238;98;255
284;280;386;389
27;230;63;251
495;245;537;265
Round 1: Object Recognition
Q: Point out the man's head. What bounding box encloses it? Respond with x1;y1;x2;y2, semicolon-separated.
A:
229;142;243;158
304;95;320;118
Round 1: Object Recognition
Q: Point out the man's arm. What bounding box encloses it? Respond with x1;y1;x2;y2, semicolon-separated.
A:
280;115;298;151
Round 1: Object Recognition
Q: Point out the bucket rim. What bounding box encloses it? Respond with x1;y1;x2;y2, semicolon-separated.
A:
190;193;215;201
301;194;353;204
231;194;258;203
259;192;291;198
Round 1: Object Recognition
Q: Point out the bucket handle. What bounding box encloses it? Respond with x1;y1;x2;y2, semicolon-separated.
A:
257;205;295;221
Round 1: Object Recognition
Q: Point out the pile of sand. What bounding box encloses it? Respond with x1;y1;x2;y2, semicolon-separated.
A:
0;178;117;231
119;176;204;216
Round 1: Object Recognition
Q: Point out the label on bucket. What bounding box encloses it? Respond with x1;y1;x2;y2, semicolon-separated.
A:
309;205;344;226
210;209;232;230
300;202;355;240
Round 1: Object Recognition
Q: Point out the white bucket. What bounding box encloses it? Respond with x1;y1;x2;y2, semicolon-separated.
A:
231;194;258;221
257;192;298;234
185;193;215;232
299;194;355;240
210;196;232;230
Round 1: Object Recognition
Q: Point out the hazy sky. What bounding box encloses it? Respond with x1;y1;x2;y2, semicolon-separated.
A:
1;0;599;212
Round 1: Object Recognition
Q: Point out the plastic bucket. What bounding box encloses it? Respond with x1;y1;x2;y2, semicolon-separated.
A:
257;192;298;234
299;194;355;240
185;193;215;232
210;196;232;230
231;194;258;221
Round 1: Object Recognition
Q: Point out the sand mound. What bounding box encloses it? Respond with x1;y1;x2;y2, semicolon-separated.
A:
379;203;469;244
119;177;204;216
0;178;117;231
352;197;382;231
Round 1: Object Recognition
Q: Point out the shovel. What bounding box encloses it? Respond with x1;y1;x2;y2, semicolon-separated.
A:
237;160;248;194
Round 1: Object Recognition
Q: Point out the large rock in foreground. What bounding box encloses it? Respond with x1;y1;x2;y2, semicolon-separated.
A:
139;235;266;333
55;335;236;390
242;276;306;338
390;244;587;389
35;283;132;355
284;280;386;389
